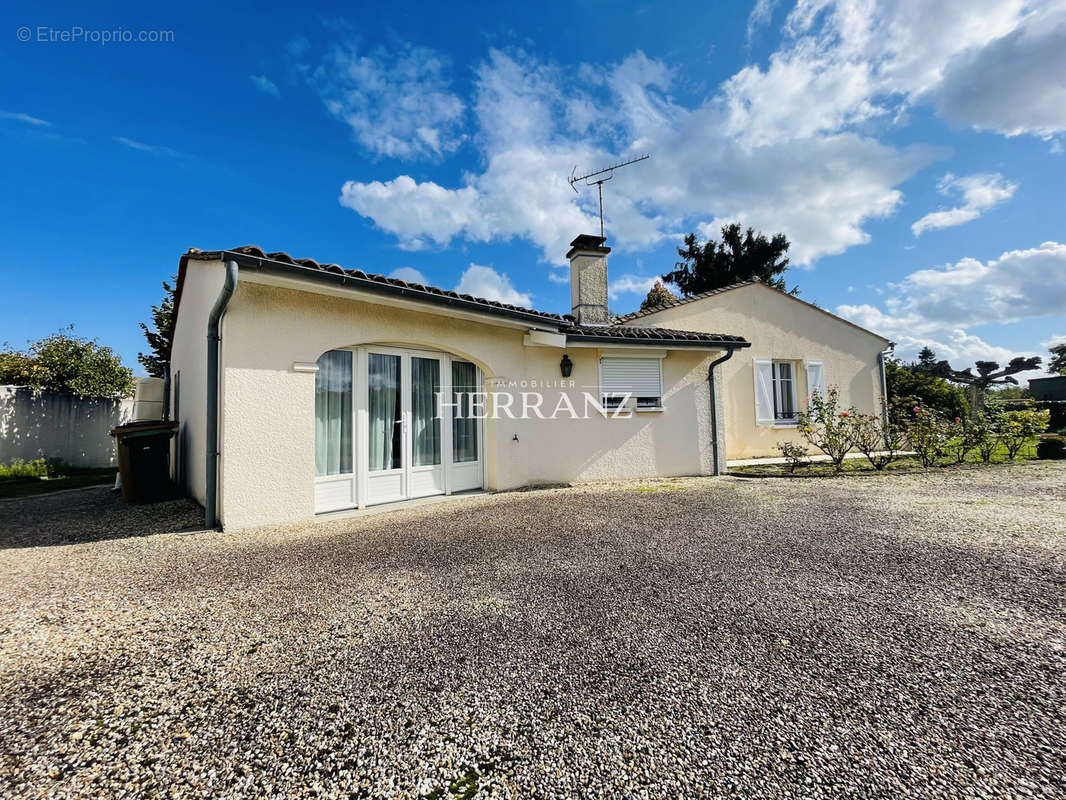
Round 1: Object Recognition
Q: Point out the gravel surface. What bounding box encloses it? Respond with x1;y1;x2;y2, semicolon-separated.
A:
1;463;1064;799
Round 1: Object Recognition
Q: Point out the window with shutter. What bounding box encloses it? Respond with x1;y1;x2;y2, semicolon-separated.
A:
599;357;663;410
754;359;799;424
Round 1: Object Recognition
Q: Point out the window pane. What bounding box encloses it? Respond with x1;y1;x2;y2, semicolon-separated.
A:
773;361;796;419
315;350;352;476
411;357;441;467
368;353;401;471
452;361;478;463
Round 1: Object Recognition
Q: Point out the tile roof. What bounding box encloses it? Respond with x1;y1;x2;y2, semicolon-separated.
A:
613;281;758;322
564;324;749;347
613;278;891;343
174;245;749;350
184;246;570;324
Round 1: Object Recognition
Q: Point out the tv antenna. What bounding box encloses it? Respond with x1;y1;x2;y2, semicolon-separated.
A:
569;153;650;238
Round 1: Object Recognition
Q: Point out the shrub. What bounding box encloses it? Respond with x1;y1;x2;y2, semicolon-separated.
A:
0;458;50;481
970;413;1001;463
848;413;904;470
1036;435;1066;460
945;416;986;464
999;407;1051;460
776;441;811;472
798;387;853;471
904;404;951;468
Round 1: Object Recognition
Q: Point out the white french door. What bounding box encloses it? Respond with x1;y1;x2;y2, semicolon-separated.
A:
314;346;484;513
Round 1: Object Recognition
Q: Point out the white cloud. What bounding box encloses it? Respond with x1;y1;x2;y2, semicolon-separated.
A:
933;5;1066;138
547;270;569;284
747;0;781;41
838;241;1066;372
388;266;428;284
1041;334;1066;349
333;3;1063;268
455;264;532;307
911;173;1017;235
0;110;50;126
310;40;464;160
113;136;178;157
608;275;660;301
250;75;280;97
340;48;934;266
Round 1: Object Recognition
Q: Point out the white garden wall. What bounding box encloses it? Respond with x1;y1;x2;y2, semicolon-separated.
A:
0;386;133;468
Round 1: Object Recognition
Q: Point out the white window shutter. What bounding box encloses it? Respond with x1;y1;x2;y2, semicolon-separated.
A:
753;359;774;424
806;360;824;400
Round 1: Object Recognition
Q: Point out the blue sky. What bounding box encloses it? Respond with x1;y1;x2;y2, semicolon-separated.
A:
2;0;1064;380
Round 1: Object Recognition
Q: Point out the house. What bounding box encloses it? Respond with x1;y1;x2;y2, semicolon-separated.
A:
168;234;889;530
614;281;893;459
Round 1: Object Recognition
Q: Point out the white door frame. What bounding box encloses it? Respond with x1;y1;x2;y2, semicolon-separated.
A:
315;345;485;513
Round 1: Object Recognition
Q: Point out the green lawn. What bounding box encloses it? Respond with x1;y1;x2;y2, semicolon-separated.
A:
0;468;117;499
730;442;1042;477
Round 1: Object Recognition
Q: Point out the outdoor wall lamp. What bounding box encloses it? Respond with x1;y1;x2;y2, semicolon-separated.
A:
560;354;573;378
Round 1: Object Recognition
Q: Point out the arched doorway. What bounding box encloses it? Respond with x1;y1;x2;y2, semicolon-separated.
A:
314;345;485;513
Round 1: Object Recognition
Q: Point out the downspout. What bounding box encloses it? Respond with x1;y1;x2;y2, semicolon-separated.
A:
205;259;239;529
708;347;739;476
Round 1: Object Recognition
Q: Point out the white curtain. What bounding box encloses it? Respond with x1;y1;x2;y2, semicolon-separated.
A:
411;357;441;467
314;350;352;476
452;361;478;463
368;353;401;471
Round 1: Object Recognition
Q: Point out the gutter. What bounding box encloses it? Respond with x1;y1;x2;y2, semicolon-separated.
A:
565;333;750;349
205;259;239;530
708;346;741;476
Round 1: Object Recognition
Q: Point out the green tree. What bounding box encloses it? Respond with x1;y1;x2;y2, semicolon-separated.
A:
1049;342;1066;375
929;356;1042;412
0;328;134;398
662;223;796;297
138;276;176;378
639;281;680;312
884;358;969;422
915;346;937;371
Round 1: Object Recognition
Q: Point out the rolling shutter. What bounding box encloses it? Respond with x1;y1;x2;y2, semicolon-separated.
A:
806;360;824;400
753;359;774;424
600;358;662;401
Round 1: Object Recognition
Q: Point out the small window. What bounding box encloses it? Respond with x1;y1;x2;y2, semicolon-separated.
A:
772;361;797;422
600;357;663;411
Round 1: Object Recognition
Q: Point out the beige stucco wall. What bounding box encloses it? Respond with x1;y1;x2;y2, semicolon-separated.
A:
627;283;890;459
198;266;723;530
169;259;226;505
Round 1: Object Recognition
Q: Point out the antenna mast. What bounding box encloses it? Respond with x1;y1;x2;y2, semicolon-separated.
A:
569;153;650;238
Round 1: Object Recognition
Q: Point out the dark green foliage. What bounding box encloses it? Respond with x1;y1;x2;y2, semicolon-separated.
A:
1049;343;1066;375
1036;435;1066;459
0;327;134;398
639;281;680;312
662;224;796;297
915;346;937;371
138;276;177;378
929;356;1042;411
885;359;969;423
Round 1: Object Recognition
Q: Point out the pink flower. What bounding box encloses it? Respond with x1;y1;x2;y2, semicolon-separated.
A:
913;405;920;413
955;417;961;423
841;412;850;418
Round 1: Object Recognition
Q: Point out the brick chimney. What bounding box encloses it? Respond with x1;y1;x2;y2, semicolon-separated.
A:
566;234;611;325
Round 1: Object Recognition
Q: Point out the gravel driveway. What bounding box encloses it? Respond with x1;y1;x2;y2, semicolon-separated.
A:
1;464;1064;799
